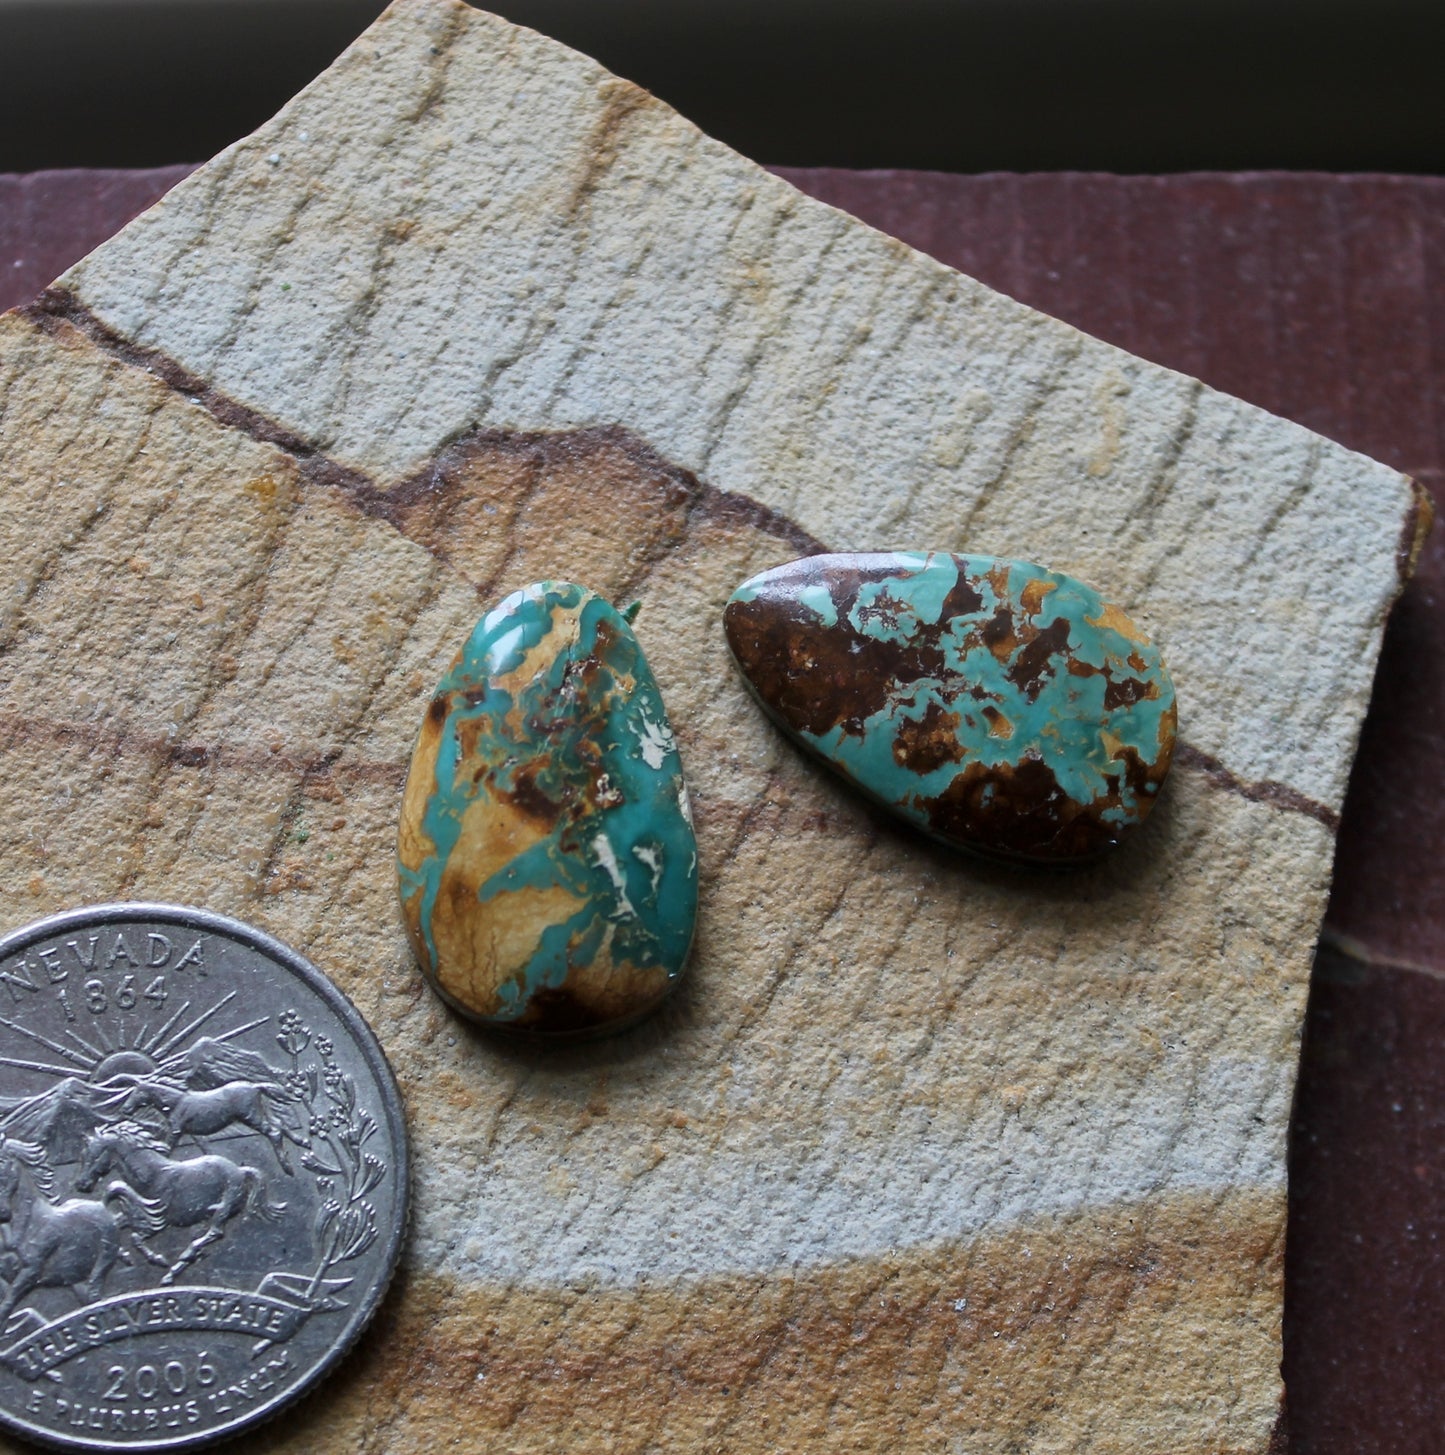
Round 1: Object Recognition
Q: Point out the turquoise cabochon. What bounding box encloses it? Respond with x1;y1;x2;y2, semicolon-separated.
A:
723;552;1177;865
398;582;698;1034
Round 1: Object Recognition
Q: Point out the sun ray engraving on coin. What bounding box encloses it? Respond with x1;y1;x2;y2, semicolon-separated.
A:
0;905;408;1451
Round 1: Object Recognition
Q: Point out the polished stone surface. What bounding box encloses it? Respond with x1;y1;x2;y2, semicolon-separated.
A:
398;582;697;1033
725;551;1177;864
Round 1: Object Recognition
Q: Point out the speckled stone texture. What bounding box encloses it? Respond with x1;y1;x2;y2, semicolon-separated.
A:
0;6;1427;1451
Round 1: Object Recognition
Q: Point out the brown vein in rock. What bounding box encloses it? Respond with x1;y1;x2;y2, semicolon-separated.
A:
20;287;824;565
15;288;1340;833
0;711;407;792
568;77;661;221
1172;742;1339;832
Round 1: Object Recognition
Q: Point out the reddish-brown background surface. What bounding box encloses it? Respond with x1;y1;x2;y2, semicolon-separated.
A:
4;167;1443;1453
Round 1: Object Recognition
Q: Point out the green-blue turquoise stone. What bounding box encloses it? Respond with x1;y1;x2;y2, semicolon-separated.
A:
397;582;698;1034
723;552;1177;864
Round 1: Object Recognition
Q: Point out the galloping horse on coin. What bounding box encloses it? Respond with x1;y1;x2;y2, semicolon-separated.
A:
117;1076;307;1173
76;1122;286;1286
0;1135;162;1323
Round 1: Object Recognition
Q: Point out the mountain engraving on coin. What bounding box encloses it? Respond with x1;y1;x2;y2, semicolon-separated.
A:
0;906;407;1451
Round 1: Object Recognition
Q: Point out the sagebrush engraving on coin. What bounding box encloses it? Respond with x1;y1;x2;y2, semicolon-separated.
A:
0;907;407;1452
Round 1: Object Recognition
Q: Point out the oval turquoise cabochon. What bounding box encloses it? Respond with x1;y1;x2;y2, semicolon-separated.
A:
397;582;698;1035
723;552;1177;865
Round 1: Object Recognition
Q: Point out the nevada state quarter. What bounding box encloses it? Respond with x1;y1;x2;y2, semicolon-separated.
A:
0;905;408;1451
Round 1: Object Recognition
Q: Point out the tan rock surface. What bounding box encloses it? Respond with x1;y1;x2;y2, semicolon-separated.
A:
0;2;1424;1449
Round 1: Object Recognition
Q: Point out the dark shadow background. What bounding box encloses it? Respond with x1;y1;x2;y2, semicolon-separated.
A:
3;0;1445;172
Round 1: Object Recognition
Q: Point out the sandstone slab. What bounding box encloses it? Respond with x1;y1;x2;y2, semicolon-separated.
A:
0;4;1426;1450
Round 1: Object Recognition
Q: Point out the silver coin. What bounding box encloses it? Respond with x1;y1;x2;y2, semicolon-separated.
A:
0;904;408;1452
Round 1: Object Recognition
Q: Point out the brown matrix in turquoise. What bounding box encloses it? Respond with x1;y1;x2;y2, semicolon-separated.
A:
724;552;1177;864
397;582;698;1034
